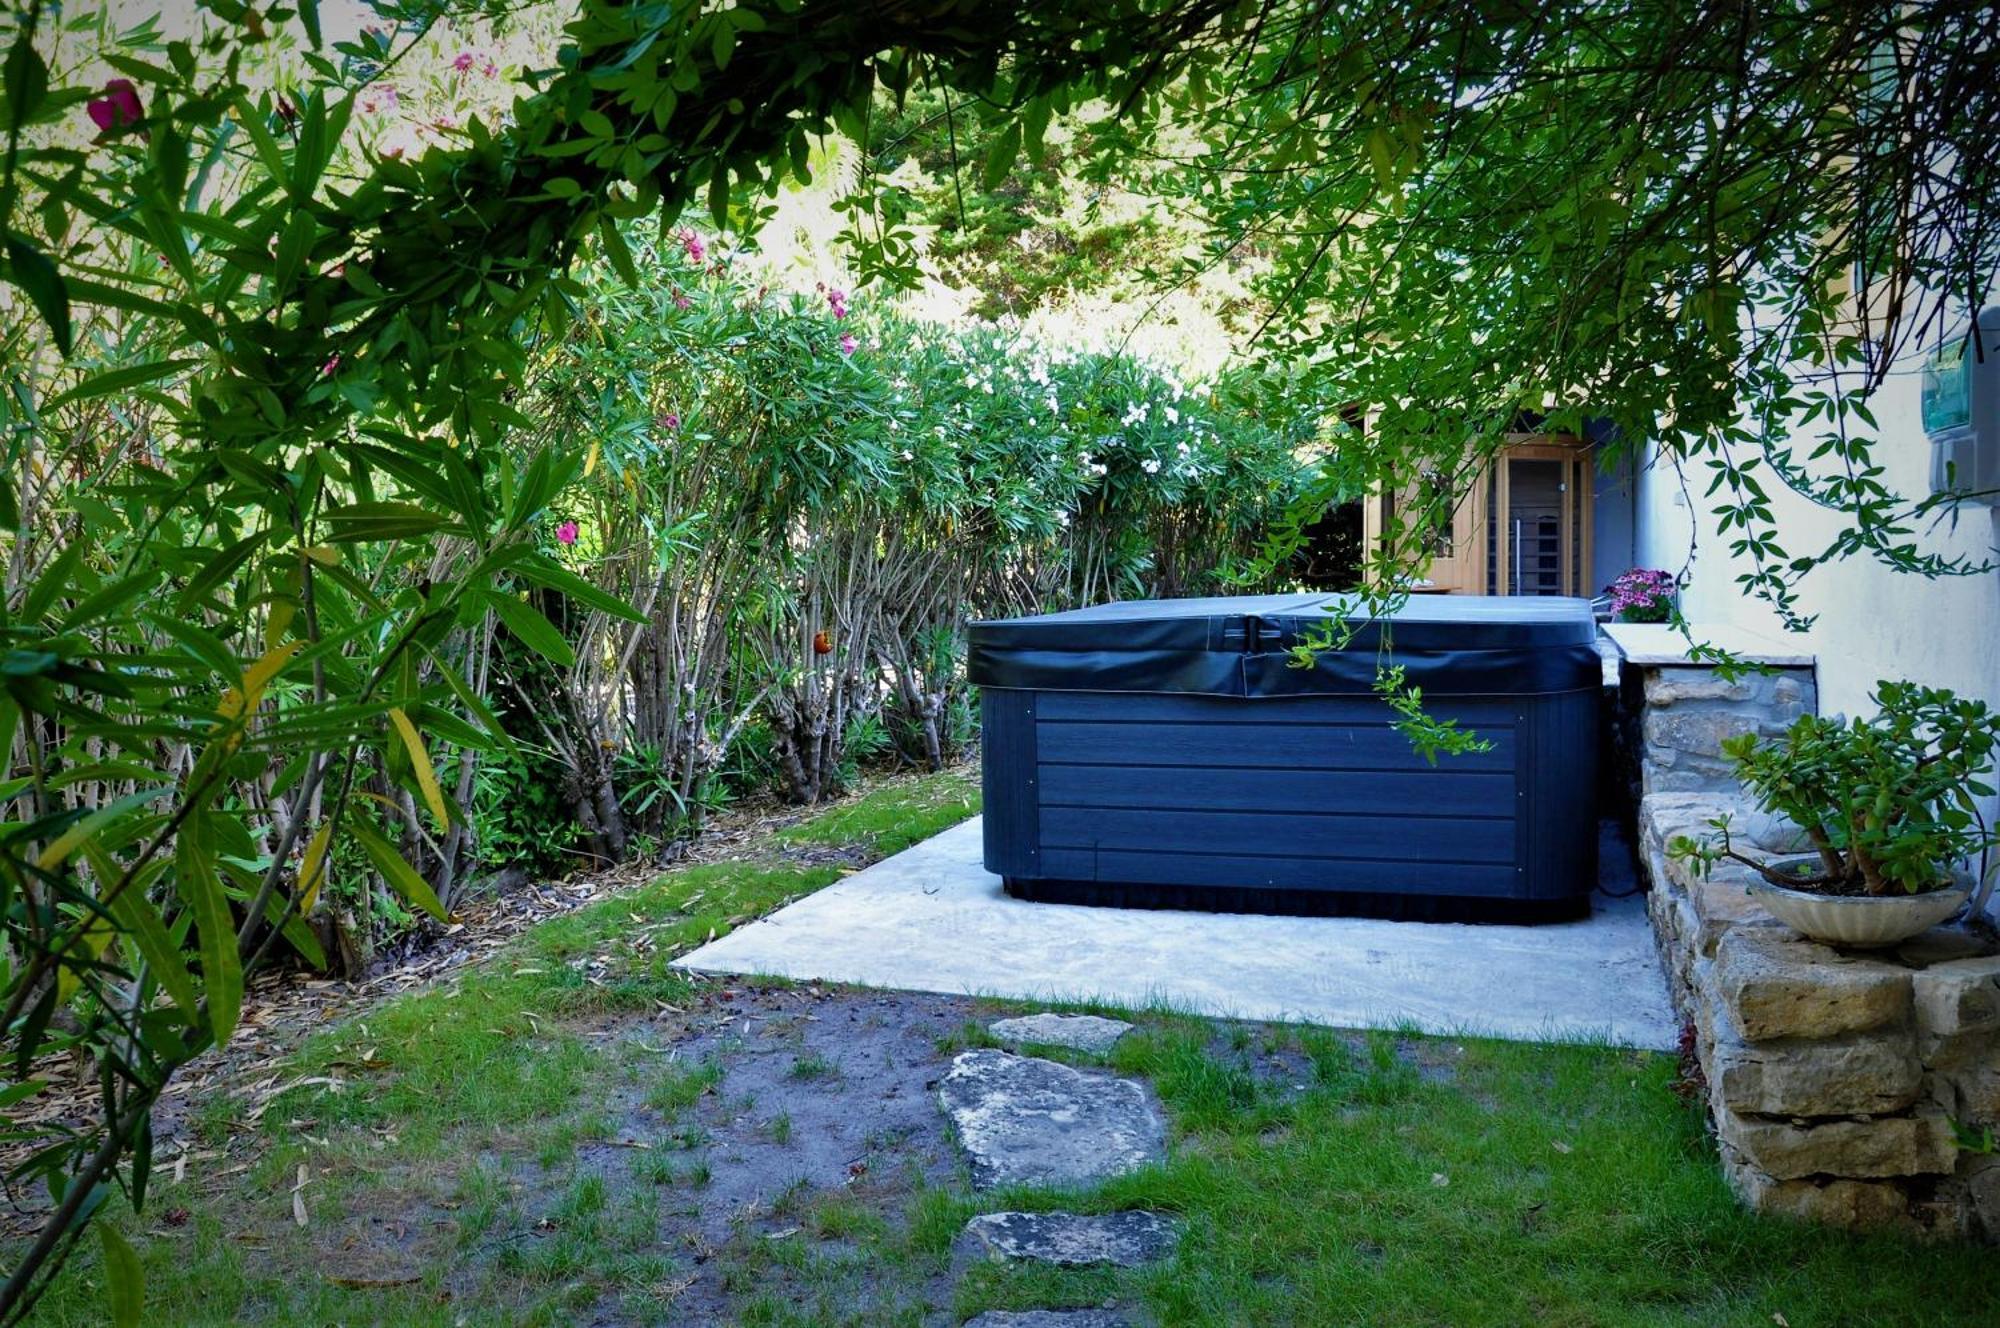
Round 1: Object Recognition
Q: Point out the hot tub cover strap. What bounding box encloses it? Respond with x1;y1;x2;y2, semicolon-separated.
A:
966;594;1603;697
966;638;1600;697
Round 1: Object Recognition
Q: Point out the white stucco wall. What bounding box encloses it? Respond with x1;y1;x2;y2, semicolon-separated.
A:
1634;358;2000;718
1631;329;2000;833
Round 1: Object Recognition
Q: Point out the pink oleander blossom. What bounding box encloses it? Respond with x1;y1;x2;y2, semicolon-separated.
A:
556;520;579;546
87;79;144;133
453;51;475;72
679;229;706;263
838;333;858;356
662;413;681;431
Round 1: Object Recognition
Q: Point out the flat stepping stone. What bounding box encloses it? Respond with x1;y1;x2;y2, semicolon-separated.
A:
938;1050;1165;1189
963;1314;1133;1328
989;1013;1133;1054
962;1210;1180;1267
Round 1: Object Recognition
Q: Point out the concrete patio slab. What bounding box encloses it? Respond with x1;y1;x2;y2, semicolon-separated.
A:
675;818;1678;1050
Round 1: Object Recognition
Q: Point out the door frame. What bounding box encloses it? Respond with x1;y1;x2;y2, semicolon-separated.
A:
1496;433;1593;597
1363;433;1594;595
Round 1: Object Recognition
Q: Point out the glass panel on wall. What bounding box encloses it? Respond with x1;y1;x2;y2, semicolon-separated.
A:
1506;458;1567;595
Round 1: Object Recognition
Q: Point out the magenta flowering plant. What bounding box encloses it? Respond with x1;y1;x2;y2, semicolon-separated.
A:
556;519;580;546
1606;567;1677;622
86;77;143;132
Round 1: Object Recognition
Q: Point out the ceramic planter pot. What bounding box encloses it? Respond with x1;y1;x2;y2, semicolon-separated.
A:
1746;863;1972;948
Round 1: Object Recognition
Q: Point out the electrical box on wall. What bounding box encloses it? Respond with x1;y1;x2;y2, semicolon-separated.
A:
1925;306;2000;505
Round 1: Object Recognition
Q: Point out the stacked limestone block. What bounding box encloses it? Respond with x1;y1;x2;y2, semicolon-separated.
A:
1637;666;1814;795
1628;654;2000;1239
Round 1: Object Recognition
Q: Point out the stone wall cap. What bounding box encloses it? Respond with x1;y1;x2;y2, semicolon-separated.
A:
1604;621;1815;667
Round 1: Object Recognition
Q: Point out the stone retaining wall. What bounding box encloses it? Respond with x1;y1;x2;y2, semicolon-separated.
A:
1622;646;2000;1240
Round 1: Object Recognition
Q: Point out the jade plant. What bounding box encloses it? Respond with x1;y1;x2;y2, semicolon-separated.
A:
1670;681;2000;897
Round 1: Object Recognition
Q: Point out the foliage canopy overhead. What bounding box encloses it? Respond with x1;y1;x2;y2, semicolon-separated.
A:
0;0;1996;1321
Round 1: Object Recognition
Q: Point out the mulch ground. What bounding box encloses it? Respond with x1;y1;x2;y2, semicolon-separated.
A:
0;783;890;1240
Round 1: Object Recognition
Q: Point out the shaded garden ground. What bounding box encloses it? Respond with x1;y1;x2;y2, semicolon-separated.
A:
18;768;2000;1327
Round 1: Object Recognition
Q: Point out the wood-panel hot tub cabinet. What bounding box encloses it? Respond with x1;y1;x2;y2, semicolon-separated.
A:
968;593;1602;922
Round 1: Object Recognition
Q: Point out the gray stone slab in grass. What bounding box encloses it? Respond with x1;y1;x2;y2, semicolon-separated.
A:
989;1013;1134;1054
939;1050;1165;1189
962;1210;1180;1267
963;1313;1133;1328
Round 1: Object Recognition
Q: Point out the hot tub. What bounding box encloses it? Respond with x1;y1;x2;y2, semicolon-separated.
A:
967;593;1601;922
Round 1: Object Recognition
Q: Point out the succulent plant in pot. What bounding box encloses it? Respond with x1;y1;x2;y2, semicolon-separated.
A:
1669;680;2000;947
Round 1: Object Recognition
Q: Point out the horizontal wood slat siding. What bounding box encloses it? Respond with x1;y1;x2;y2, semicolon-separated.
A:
1038;721;1517;772
1040;806;1516;864
1517;687;1599;899
980;690;1040;878
1033;692;1522;724
1036;848;1519;897
1039;764;1515;818
1024;688;1524;897
978;682;1600;909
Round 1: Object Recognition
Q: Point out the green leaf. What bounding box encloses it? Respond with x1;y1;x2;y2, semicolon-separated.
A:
485;591;575;667
42;360;198;413
350;819;447;922
174;530;267;611
175;809;242;1046
321;502;448;543
1022;97;1052;165
98;854;202;1028
23;535;85;623
298;0;322;48
4;230;72;356
982;121;1021;191
708;165;729;232
4;34;50;130
514;554;646;622
598;215;639;286
97;1222;144;1328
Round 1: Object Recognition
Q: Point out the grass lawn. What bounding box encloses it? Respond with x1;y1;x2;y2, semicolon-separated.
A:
17;764;1999;1327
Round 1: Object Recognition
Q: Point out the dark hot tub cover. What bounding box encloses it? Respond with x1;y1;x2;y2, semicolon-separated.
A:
967;592;1599;698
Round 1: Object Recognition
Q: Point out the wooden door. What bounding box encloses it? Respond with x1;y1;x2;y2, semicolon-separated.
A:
1495;436;1593;596
1363;465;1490;594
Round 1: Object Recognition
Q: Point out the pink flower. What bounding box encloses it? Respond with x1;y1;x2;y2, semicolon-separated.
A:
672;288;692;310
661;413;681;431
320;354;341;378
452;52;475;72
826;288;849;319
556;520;579;546
679;229;705;263
838;333;858;356
482;60;498;77
87;79;144;133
